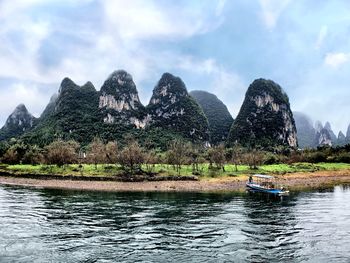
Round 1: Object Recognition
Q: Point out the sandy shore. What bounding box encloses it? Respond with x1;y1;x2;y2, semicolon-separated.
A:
1;170;350;193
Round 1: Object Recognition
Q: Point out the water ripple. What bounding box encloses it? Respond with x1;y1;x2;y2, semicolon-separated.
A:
0;185;350;262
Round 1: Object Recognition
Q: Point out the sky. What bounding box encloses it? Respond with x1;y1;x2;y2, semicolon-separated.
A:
0;0;350;134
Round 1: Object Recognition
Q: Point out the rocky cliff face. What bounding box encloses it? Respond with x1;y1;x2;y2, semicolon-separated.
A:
190;90;233;144
99;70;147;127
147;73;209;142
324;122;337;145
0;104;36;141
293;111;316;148
314;126;332;146
228;79;297;148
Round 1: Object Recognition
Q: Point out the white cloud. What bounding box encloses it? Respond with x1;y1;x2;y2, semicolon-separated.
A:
101;0;220;41
176;56;246;117
259;0;292;29
0;82;56;125
0;0;223;86
216;0;227;16
315;25;328;50
324;52;350;68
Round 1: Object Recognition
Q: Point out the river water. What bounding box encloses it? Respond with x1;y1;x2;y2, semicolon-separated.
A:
0;184;349;263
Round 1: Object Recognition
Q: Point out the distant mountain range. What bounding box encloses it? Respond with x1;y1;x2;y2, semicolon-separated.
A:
0;70;348;149
1;71;209;148
294;112;350;148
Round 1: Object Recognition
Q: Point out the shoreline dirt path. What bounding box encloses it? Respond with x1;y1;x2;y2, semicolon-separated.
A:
1;170;350;193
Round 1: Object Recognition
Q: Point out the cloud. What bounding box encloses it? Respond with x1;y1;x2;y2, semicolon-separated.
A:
0;0;223;85
315;25;328;50
176;56;247;117
101;0;222;41
0;81;56;125
216;0;227;16
0;0;228;127
324;52;350;68
258;0;292;29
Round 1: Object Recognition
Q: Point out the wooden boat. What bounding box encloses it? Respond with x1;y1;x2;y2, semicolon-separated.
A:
246;174;289;196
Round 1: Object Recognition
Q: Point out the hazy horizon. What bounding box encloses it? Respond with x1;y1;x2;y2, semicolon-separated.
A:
1;0;350;134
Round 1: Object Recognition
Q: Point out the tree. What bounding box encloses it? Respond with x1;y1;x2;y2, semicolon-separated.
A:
243;148;264;170
45;140;80;166
166;139;189;174
144;150;158;173
0;141;9;160
105;141;118;164
1;140;28;164
229;142;243;172
188;143;204;174
2;148;19;164
117;140;145;175
22;145;44;165
87;137;106;169
207;144;226;171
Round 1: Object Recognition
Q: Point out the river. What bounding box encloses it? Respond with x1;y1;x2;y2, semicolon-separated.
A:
0;184;349;262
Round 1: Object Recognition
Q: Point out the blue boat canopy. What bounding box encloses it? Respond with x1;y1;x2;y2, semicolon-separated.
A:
252;174;274;179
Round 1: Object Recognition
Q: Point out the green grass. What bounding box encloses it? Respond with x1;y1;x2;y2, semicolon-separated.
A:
1;162;350;178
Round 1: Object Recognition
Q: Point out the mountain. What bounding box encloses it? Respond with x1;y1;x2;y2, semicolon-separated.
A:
337;131;346;146
40;93;58;120
228;79;297;148
315;127;332;146
23;78;101;145
19;71;210;147
190;90;234;144
293;112;316;148
346;125;350;145
0;104;36;141
99;70;147;127
294;115;347;148
147;73;209;142
324;122;337;145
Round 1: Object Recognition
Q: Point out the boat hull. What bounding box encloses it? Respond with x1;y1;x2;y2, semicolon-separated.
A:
246;183;289;196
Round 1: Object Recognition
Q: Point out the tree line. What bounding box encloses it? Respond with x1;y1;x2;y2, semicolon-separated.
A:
1;137;350;175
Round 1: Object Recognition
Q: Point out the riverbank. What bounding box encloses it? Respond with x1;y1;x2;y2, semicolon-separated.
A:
1;170;350;193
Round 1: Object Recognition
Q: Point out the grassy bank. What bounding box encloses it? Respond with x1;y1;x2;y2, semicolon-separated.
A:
1;162;350;180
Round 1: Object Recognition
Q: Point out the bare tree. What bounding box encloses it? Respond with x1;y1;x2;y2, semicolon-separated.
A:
87;137;106;169
207;144;226;172
45;140;80;167
117;140;145;175
105;141;118;164
188;143;203;174
166;139;189;175
231;143;243;172
144;150;157;173
244;148;264;170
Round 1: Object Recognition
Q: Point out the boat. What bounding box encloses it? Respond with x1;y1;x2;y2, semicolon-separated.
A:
246;174;289;197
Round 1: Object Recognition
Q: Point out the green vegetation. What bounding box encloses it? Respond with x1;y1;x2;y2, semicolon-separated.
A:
228;78;297;148
190;90;234;145
23;78;101;146
1;162;350;179
1;136;350;181
147;73;209;142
